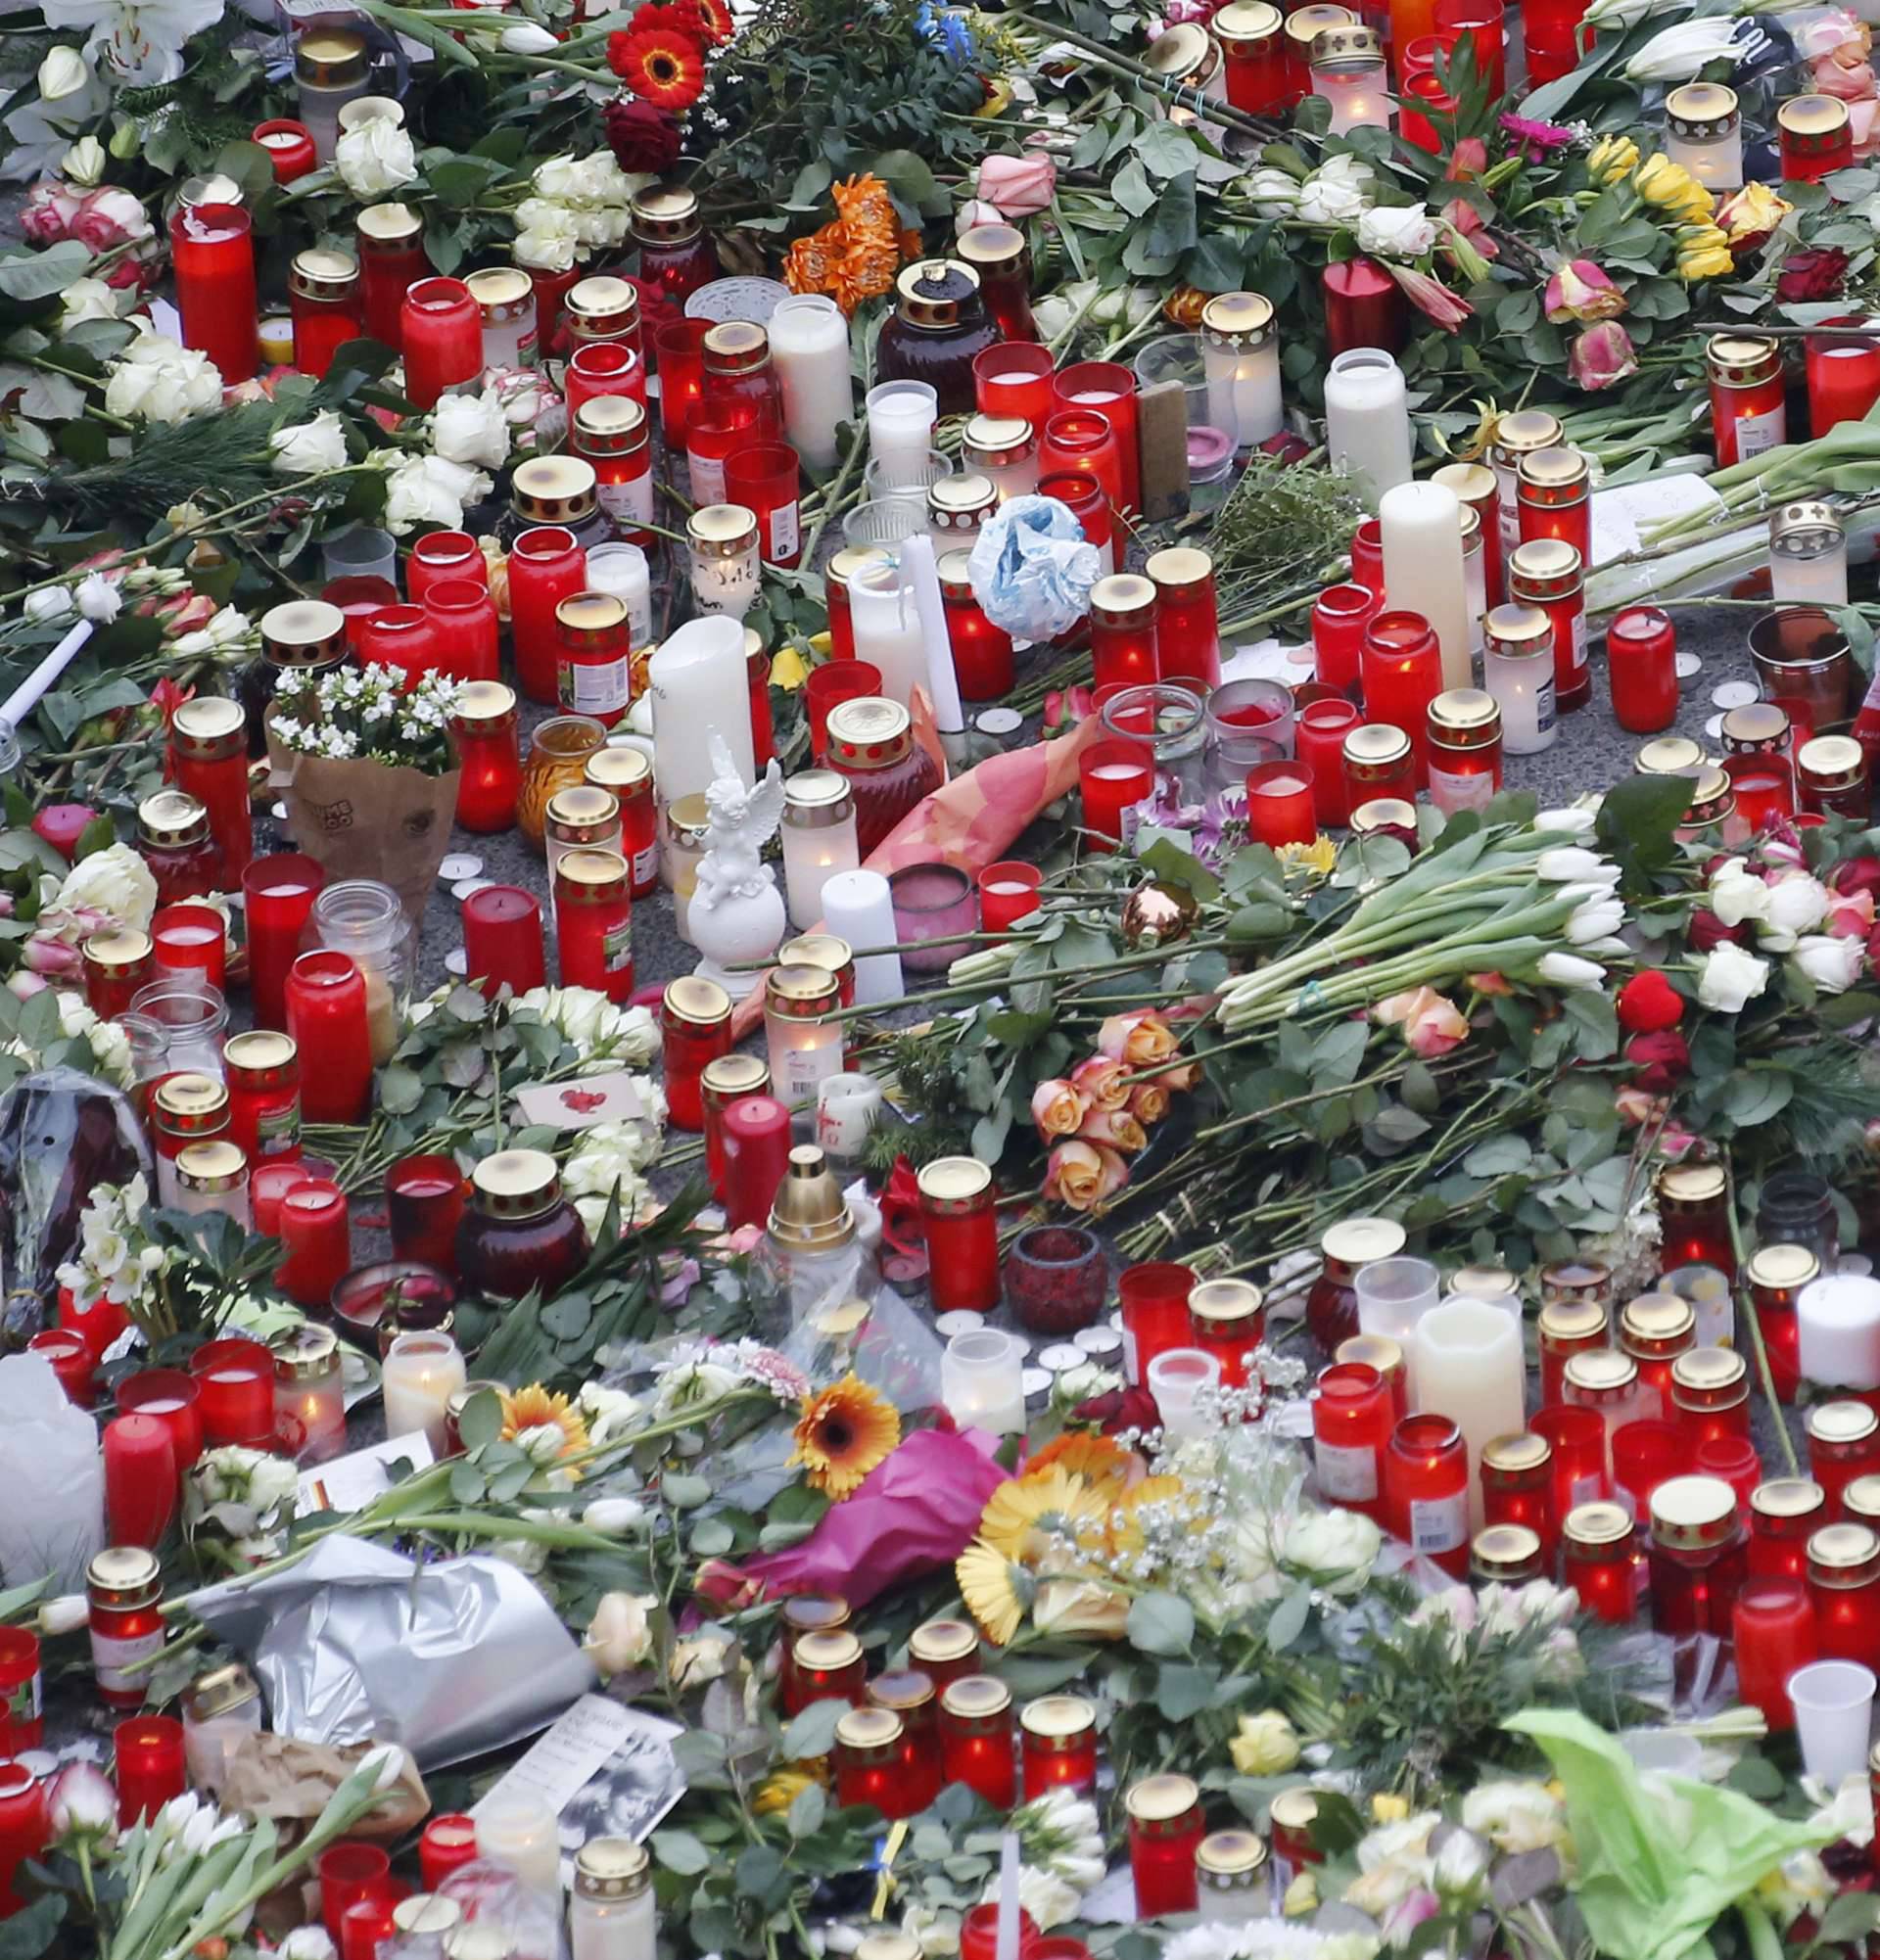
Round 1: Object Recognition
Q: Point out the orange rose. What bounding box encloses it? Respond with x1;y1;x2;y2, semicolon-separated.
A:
1097;1009;1179;1067
1129;1080;1170;1125
1043;1140;1130;1213
1071;1055;1131;1112
1030;1078;1090;1140
1078;1108;1147;1152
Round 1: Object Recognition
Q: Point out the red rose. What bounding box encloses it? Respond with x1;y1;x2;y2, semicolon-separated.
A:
604;96;683;173
1617;969;1683;1034
1688;907;1749;953
1069;1385;1159;1436
1776;248;1850;303
1626;1029;1690;1095
1835;856;1880;900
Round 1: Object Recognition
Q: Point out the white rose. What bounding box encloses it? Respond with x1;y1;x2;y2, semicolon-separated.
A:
1284;1506;1382;1592
248;1454;299;1517
533;154;588;201
38;47;90;99
104;331;222;424
655;1359;741;1417
1760;870;1830;950
382;453;492;535
1356;204;1436;258
271;410;349;476
584;1590;657;1674
1697;941;1770;1012
577;1382;642;1446
1243;165;1301;214
37;1594;88;1637
583;1495;646;1533
1792;934;1863;995
432;389;512;471
1460;1779;1569;1854
24;586;73;623
670;1630;732;1688
61;135;106;186
59;275;118;328
54;842;158;931
75;571;120;622
1434;1832;1490;1892
336;117;419;199
1298;153;1376;225
512;200;583;273
1709;866;1771;928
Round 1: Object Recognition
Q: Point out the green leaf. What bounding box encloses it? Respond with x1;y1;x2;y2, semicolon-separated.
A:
786;1782;828;1839
448;1463;487;1505
782;1698;850;1759
457;1386;503;1451
1563;989;1619;1060
1594;773;1696;887
1726;1069;1793;1128
1127;1590;1194;1657
1134;119;1199;179
1138;836;1221;902
1153;1662;1219;1720
379;1064;424;1115
1265;1580;1312;1652
691;1517;735;1558
1401;1061;1440;1114
541;1292;592;1340
652;1829;711;1875
0;243;91;305
662;1472;711;1509
1142;171;1198;260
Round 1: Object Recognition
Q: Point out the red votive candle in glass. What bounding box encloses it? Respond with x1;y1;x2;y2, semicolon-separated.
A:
1751;1477;1827;1581
1360;609;1442;777
1733;1577;1815;1727
359;605;442;691
1531;1402;1610;1516
1647;1473;1749;1641
151;903;227;995
118;1369;204;1470
508;526;587;707
169;201;256;385
462;885;546;1000
1807;317;1880;435
191;1336;277;1450
319;1842;393;1943
1042;472;1114;573
960;1906;1040;1960
1807;1522;1880;1664
115;1713;187;1824
939;552;1016;700
786;1628;867;1713
400;277;482;410
939;1675;1015;1808
554;848;634;1002
1780;95;1854;185
1349;518;1385;596
660;977;734;1132
423;579;499;686
565;341;647;420
723;1095;793;1232
651;315;712;447
1056;360;1141;518
1723;751;1797;832
168;694;252;889
105;1415;177;1550
726;442;804;569
1295;700;1361;829
974;342;1055;429
1246;760;1318;847
243;854;326;1032
341;1898;397;1960
979;862;1043;933
357;204;428;350
1120;1261;1198;1386
805;660;883;762
1146;547;1221;692
278;1180;351;1309
1090;574;1158;690
1481;1432;1557;1567
387;1155;466;1274
323;576;397;654
1125;1774;1204;1918
84;927;154;1022
1562;1501;1637;1621
1611;1419;1682;1522
1311;1361;1391;1521
254;118;317;182
1019;1695;1098;1799
1038;408;1124;515
1607;606;1678;734
0;1628;42;1755
1386;1414;1470;1578
451;682;521;833
252;1160;312;1237
407;529;484;604
285;951;373;1125
1079;740;1152;852
420;1815;481;1891
0;1762;45;1914
27;1328;94;1408
917;1157;1001;1313
1312;583;1381;693
1323;257;1404;355
833;1707;918;1818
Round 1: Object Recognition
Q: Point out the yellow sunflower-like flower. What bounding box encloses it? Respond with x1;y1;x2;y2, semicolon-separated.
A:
976;1468;1111;1562
789;1374;901;1498
1096;1471;1193;1557
753;1764;828;1815
1585;133;1639;186
1278;835;1339;876
499;1383;590;1480
957;1538;1028;1645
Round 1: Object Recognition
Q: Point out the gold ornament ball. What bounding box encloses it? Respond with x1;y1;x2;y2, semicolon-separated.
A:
1121;880;1198;949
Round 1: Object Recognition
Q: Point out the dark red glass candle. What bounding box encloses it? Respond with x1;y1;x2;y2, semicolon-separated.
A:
386;1154;466;1274
805;660;882;761
1607;606;1678;734
1079;740;1152;851
451;683;522;832
1089;574;1158;691
358;605;442;691
400;277;482;409
1481;1432;1556;1568
1733;1578;1815;1727
83;928;154;1022
104;1415;177;1550
1708;335;1786;469
508;527;587;707
151;903;226;994
1125;1774;1204;1918
652;315;712;447
1386;1415;1470;1578
242;854;326;1033
27;1328;93;1409
1295;699;1361;828
357;206;429;350
1323;257;1403;355
169;202;256;384
1808;1523;1880;1665
1780;95;1854;185
661;978;734;1132
979;862;1043;933
190;1336;277;1450
939;1675;1015;1808
1146;548;1220;691
1808;318;1880;434
833;1708;919;1818
723;1095;792;1232
1751;1478;1827;1581
1562;1502;1637;1622
115;1713;187;1824
462;885;546;1000
726;442;803;569
1312;583;1381;692
1246;760;1318;847
1038;409;1124;516
1311;1361;1391;1521
278;1180;351;1309
786;1629;867;1714
422;579;499;685
1361;610;1441;779
319;1843;393;1943
285;951;373;1124
168;694;253;889
939;558;1016;701
1647;1474;1748;1641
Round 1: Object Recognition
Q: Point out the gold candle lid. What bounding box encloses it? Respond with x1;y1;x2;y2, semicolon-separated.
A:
1779;94;1851;138
1669;1346;1746;1394
1493;407;1563;456
1649;1474;1739;1551
1124;1773;1198;1822
1091;573;1157;624
630;185;701;242
1196;1829;1269;1877
1018;1693;1095;1741
833;1705;903;1751
454;679;518;723
1562;1348;1636;1394
1562;1500;1632;1547
1746;1242;1819;1290
296;27;367;82
544;784;620;830
1635;735;1708;776
357;202;422;244
471;1147;561;1218
688;503;760;555
465;266;533;315
1808;1399;1879;1444
793;1628;864;1671
1210;0;1281;40
956;223;1026;269
1484;603;1552;650
1343;723;1412;766
915;1156;993;1208
587;745;652;793
765;961;840;1017
1667;80;1739;137
1283;3;1353;50
138;788;210;848
663;975;731;1027
289;248;357;301
573;1840;649;1902
782;769;854;826
912;1617;980;1666
1189;1277;1263;1327
1145;545;1213;592
1199;292;1276;351
939;1674;1009;1717
1706;334;1779;385
894;259;981;330
1320;1217;1405;1265
512;456;597;523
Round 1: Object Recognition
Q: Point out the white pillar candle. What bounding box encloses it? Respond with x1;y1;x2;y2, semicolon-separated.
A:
1199;293;1282;452
584;541;653;651
782;770;860;928
1412;1300;1524;1530
648;615;754;808
1799;1274;1880;1390
898;533;966;763
1381;482;1471;689
817;1071;883;1164
769;295;854;474
846;559;928;707
941;1329;1026;1434
1324;349;1413;506
381;1331;466;1453
476;1796;561;1893
820;869;904;1004
866;381;939;490
0;620;92;733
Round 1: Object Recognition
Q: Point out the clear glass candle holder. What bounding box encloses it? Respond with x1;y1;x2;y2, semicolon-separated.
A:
1098;682;1208;800
841;498;926;554
1208;677;1295;754
864;449;950;517
941;1329;1026;1434
1354;1255;1441;1389
1148;1347;1222;1440
320;526;397;585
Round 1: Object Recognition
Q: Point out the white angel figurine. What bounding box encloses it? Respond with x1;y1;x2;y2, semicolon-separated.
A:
688;732;788;998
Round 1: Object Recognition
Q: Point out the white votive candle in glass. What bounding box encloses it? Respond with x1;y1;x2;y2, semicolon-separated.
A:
1381;481;1471;689
782;770;860;928
1200;293;1282;452
846;557;928;707
1354;1256;1440;1396
1310;27;1394;134
1147;1348;1222;1441
476;1796;561;1892
1461;507;1486;660
817;1071;883;1167
1770;501;1849;609
1412;1300;1524;1529
1324;349;1413;505
820;868;904;1004
1799;1273;1880;1390
1482;604;1558;755
1665;81;1743;191
381;1330;466;1452
769;294;854;473
942;1329;1026;1434
647;614;754;808
867;381;939;490
585;540;653;652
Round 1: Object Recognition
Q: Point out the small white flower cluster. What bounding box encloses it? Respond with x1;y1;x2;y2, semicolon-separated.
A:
514;151;653;273
1407;1579;1583;1681
5;989;135;1088
564;1097;668;1235
511;984;659;1066
1165;1922;1383;1960
56;1173;167;1312
273;663;464;771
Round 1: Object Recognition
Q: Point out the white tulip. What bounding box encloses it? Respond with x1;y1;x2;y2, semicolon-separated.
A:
1536;846;1612;882
1567;896;1625;944
501;22;559;51
62;134;106;185
582;1495;646;1534
1536;952;1606;988
1791;934;1863;995
1697;942;1770;1012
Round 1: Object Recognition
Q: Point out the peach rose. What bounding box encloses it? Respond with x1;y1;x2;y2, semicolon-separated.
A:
1097;1008;1179;1067
1827;891;1876;938
1077;1108;1147;1153
1128;1080;1170;1125
975;152;1057;217
1070;1054;1131;1112
1031;1077;1090;1140
1158;1060;1202;1092
1044;1140;1129;1213
1466;971;1514;996
1612;1085;1666;1128
1374;985;1469;1057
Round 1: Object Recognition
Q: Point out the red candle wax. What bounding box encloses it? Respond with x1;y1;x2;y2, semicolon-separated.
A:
462;885;546;1000
104;1415;177;1550
151;903;227;995
0;1764;46;1916
1078;741;1152;852
1606;606;1679;734
973;343;1055;429
30;803;94;860
118;1369;205;1470
285;951;374;1125
1246;761;1318;848
278;1180;351;1309
115;1713;187;1824
723;1096;793;1231
400;277;482;409
169;202;256;384
1386;1414;1470;1578
1733;1578;1815;1727
242;854;327;1033
190;1336;278;1450
507;527;587;707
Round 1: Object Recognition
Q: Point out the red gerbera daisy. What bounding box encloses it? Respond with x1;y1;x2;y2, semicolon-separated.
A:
607;24;706;108
627;3;694;36
681;0;733;45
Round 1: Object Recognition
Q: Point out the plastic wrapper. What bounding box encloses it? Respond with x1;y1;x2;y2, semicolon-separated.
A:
967;493;1103;639
0;1353;105;1593
0;1064;149;1345
219;1731;430;1844
187;1535;595;1769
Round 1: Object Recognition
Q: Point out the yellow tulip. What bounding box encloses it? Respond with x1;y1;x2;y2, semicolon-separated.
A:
1676;241;1736;283
1586;134;1639;185
1371;1792;1412;1822
1635;152;1714;221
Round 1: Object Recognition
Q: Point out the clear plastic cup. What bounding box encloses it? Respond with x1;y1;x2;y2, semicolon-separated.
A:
1787;1658;1876;1785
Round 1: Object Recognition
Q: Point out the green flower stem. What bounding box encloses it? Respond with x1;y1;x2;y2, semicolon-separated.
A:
1723;1150;1801;1477
396;1511;629;1550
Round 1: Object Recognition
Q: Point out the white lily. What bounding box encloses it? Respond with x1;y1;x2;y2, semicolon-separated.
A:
1624;18;1745;79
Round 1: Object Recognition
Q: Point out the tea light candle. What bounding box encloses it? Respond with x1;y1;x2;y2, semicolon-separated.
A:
476;1797;560;1892
1146;1348;1222;1441
1324;349;1413;505
1381;481;1471;690
382;1330;467;1450
941;1329;1026;1434
1412;1300;1524;1529
769;295;853;473
867;380;940;490
1799;1274;1880;1391
820;869;904;1004
648;615;755;807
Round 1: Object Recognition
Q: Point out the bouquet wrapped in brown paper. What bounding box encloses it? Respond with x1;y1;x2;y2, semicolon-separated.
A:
267;663;463;924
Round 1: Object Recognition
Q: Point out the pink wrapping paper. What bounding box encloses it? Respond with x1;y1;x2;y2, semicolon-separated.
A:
694;1425;1006;1609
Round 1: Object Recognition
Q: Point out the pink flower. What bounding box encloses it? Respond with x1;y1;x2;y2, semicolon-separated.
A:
1070;1054;1131;1112
6;972;48;1001
1043;1139;1129;1213
1812;47;1876;103
1828;890;1876;938
1384;262;1472;334
1445;137;1488;181
1613;1085;1665;1127
1467;970;1513;996
70;187;152;253
47;1763;117;1842
1569;320;1639;392
954;198;1003;235
1499;112;1575;157
151;590;216;637
20;180;81;244
974;152;1057;217
1076;1107;1148;1152
1031;1078;1091;1139
23;933;80;978
1545;258;1625;324
1375;984;1469;1056
1440;198;1498;264
1382;1891;1442;1944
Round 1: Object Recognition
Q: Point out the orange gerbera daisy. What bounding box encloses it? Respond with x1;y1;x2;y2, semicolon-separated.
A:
789;1374;900;1498
499;1383;590;1480
1023;1432;1135;1492
608;25;707;110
